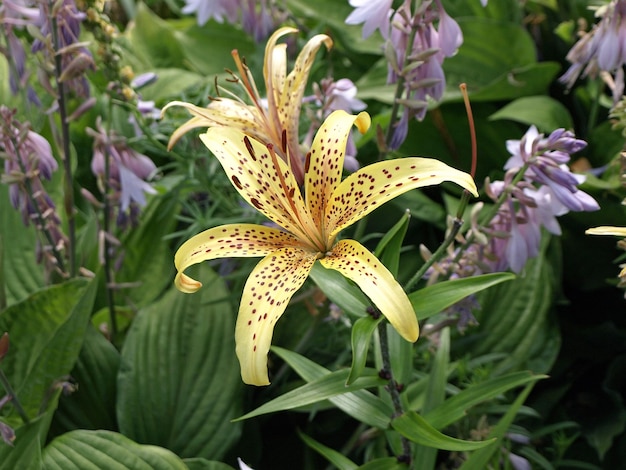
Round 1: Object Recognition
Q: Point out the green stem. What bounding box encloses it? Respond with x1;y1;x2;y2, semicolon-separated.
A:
49;4;77;277
0;369;29;424
102;101;118;345
377;321;411;464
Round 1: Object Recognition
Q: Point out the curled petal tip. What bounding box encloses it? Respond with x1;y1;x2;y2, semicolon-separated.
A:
175;272;203;293
355;111;371;134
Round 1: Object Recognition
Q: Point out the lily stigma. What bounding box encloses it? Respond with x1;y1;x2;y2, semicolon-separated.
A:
174;110;478;385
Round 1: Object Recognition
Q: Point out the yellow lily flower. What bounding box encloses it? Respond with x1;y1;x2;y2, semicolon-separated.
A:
162;26;332;184
175;110;478;385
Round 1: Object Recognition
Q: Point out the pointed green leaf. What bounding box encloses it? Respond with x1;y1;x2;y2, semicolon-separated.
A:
309;263;369;317
408;273;514;321
117;265;243;459
42;430;187;469
357;457;408;469
347;316;382;385
459;382;538;469
374;210;410;277
489;96;573;131
298;430;358;470
236;368;386;421
272;346;393;429
183;458;237;470
424;372;546;430
392;411;495;451
0;279;96;421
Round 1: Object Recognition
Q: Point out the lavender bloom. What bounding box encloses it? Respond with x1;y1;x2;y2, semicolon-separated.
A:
0;106;68;270
182;0;238;26
345;0;394;39
88;121;157;226
560;0;626;94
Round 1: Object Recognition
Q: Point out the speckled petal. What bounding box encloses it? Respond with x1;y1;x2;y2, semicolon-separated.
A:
200;127;322;249
305;110;371;228
264;27;294;121
319;239;419;342
278;32;333;160
162;100;265;149
236;246;319;385
326;157;478;238
174;223;304;293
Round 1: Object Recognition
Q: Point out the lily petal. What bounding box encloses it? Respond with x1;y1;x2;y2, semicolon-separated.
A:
326;157;478;238
264;27;295;123
200;128;322;249
175;223;303;293
236;246;319;385
319;239;419;342
586;226;626;236
162;100;265;150
305;110;371;228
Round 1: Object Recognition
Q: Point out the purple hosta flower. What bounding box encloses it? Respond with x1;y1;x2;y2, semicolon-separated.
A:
385;0;463;148
128;73;161;137
88;121;157;228
182;0;281;41
345;0;394;39
504;126;600;212
0;106;68;271
30;0;94;99
182;0;239;26
560;0;626;95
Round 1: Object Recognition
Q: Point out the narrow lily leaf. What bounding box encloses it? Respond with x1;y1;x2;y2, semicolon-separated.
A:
298;430;358;470
424;372;546;430
413;327;450;468
272;346;393;429
374;210;411;277
42;430;187;469
459;382;538;469
347;316;382;385
391;411;495;451
235;369;386;421
408;273;514;320
357;457;408;470
309;262;369;317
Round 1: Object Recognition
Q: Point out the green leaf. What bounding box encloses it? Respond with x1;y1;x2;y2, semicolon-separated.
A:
392;411;495;451
235;369;386;421
408;273;515;321
413;327;451;468
272;346;393;429
459;382;537;469
0;184;45;306
49;325;120;437
183;459;237;470
374;210;410;277
444;18;560;102
423;371;546;430
298;430;358;470
0;279;96;422
489;96;573;131
0;393;60;470
309;263;369;317
357;458;408;470
117;265;243;459
347;316;382;385
42;430;187;469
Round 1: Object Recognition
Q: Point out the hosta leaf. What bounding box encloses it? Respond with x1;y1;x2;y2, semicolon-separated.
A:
117;265;243;459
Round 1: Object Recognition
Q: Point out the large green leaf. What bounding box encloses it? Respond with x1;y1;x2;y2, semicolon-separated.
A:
49;325;120;437
408;273;515;321
272;346;393;429
0;184;45;306
309;263;369;317
117;265;243;459
0;279;96;423
42;430;187;469
489;96;574;132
